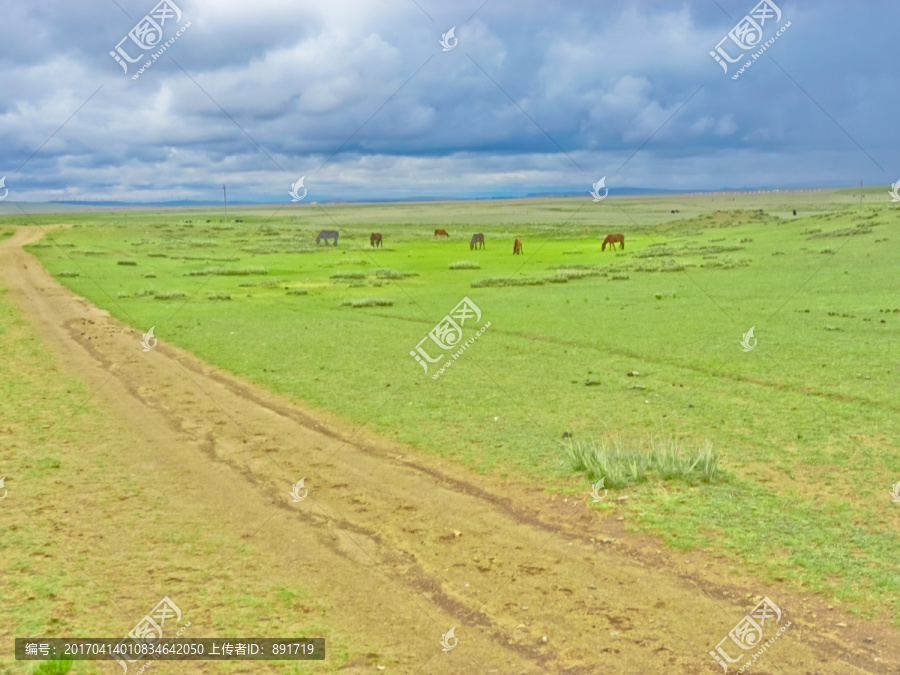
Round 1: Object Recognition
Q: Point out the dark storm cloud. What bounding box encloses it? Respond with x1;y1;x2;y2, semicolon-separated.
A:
0;0;896;202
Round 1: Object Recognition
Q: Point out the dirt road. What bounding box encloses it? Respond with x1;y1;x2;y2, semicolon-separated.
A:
1;226;895;674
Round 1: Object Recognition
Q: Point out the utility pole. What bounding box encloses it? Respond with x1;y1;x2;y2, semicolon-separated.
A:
223;185;228;225
860;180;863;211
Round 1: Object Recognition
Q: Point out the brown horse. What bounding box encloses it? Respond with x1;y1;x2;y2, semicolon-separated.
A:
370;232;382;247
470;233;485;250
602;233;624;251
434;229;450;237
513;238;523;255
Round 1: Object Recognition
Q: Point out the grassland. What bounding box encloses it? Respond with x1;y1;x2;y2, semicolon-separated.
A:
5;188;900;626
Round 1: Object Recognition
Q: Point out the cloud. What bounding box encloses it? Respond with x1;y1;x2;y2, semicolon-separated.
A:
0;0;895;202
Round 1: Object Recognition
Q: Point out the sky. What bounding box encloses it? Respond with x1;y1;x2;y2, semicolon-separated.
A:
0;0;896;203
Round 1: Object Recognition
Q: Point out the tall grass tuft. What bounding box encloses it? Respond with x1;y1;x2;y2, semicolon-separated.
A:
449;261;480;270
567;435;722;489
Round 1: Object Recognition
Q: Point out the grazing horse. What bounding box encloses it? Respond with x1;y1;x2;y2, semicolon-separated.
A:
434;229;450;237
370;232;383;247
470;233;485;250
602;233;625;251
513;238;523;255
316;230;339;246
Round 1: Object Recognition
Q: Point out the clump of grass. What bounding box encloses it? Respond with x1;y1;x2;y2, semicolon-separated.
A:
375;269;404;279
567;436;722;488
547;269;603;283
609;273;630;281
143;272;156;278
471;277;544;288
207;291;231;300
148;252;168;258
185;266;267;276
340;297;393;308
449;261;480;270
648;437;720;482
567;438;648;488
286;288;308;295
57;272;79;278
116;259;138;265
562;250;583;255
808;226;873;239
152;291;185;300
330;272;367;281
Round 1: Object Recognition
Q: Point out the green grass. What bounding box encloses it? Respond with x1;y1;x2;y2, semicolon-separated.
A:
7;188;900;624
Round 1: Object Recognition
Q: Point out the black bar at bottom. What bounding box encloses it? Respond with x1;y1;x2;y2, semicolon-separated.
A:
15;638;325;660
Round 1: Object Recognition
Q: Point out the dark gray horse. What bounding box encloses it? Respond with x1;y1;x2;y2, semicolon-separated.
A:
470;233;485;250
316;230;339;246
